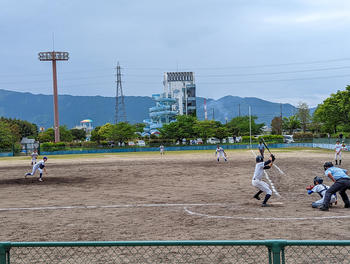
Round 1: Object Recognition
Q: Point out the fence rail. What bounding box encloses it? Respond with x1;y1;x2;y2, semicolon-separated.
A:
1;240;350;264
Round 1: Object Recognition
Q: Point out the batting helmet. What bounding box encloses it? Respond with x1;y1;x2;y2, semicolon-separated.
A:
313;176;323;185
256;155;264;163
323;161;333;171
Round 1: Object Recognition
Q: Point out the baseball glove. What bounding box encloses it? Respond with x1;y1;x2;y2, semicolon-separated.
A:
306;185;314;190
271;154;275;161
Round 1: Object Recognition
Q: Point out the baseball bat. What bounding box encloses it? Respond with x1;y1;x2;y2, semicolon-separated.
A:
261;138;272;155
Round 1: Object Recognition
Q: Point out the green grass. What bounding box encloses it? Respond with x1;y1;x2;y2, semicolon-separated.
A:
0;147;335;161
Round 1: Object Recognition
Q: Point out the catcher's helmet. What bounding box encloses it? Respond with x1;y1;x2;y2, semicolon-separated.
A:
323;161;333;171
313;176;323;185
256;155;264;163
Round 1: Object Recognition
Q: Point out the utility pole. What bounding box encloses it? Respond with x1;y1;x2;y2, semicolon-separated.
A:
280;103;283;134
238;104;241;117
38;51;69;142
212;108;215;120
115;62;127;124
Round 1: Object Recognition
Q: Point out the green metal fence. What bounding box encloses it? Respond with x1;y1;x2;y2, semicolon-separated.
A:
1;240;350;264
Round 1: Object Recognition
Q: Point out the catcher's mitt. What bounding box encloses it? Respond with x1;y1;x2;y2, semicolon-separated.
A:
306;185;314;190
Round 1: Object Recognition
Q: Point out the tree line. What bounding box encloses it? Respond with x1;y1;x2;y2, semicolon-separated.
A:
2;85;350;151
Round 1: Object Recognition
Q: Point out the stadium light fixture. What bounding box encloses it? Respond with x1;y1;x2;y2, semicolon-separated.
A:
38;51;69;142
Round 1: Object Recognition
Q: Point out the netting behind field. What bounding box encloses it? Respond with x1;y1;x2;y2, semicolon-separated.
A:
7;243;269;264
2;240;350;264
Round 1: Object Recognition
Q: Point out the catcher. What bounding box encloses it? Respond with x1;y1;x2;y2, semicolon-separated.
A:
306;176;337;208
215;145;227;162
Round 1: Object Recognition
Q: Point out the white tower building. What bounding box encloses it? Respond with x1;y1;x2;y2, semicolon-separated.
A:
163;72;196;116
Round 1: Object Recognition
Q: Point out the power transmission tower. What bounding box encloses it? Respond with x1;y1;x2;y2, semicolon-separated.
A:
115;62;127;124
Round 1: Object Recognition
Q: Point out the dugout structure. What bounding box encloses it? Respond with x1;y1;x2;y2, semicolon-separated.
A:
1;240;350;263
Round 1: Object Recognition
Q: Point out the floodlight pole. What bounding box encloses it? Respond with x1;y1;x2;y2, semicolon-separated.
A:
52;58;59;142
38;51;69;142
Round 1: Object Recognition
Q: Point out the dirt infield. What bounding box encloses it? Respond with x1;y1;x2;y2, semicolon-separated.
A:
0;148;350;242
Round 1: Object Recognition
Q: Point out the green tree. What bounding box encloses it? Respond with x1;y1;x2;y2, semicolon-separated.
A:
312;86;350;134
193;120;216;143
160;122;180;141
59;126;73;142
271;116;282;135
110;122;136;144
214;127;229;142
175;115;197;141
227;116;263;136
0;117;38;139
98;123;114;140
38;128;54;142
90;126;102;143
134;123;146;133
71;128;86;141
297;102;311;132
0;122;14;150
282;115;301;134
38;126;73;142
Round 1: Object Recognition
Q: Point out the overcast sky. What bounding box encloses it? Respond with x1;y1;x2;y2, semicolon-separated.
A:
1;0;350;107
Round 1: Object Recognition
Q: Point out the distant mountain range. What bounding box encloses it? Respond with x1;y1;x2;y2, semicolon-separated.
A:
0;89;304;129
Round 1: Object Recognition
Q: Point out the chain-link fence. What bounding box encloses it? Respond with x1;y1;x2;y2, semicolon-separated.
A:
1;240;350;264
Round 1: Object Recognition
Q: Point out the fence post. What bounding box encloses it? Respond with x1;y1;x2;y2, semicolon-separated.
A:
0;242;10;264
266;240;285;264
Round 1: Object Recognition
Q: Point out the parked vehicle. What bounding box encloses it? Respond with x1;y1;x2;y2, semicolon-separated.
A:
196;138;203;144
136;140;146;146
228;137;235;144
283;135;294;144
128;141;135;146
207;137;220;144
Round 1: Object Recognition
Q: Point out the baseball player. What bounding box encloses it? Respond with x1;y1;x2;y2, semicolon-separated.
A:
31;149;38;165
320;161;350;211
334;140;342;165
159;145;165;156
25;156;47;182
258;141;265;159
252;154;275;207
306;176;337;208
215;145;227;162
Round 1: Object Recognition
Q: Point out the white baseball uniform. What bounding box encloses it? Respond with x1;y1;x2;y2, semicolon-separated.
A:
335;143;342;161
252;162;272;195
27;160;45;176
31;152;38;165
310;184;337;208
215;147;227;161
160;145;165;155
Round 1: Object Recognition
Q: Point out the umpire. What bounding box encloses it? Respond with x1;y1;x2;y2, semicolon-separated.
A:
320;162;350;211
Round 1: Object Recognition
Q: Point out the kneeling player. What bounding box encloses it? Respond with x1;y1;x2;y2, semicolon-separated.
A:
306;176;337;208
252;154;275;207
25;156;47;182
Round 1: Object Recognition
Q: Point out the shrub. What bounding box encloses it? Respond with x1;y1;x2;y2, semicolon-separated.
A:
241;136;259;143
258;135;284;143
40;142;66;152
82;141;99;148
293;132;313;139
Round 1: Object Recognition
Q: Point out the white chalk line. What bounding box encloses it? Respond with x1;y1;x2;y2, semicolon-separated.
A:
183;207;350;221
0;203;227;212
273;164;285;175
250;150;281;197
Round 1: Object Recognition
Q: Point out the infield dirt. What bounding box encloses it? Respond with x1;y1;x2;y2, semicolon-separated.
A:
0;148;350;241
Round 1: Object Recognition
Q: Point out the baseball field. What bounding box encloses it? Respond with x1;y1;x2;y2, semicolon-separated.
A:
0;148;349;242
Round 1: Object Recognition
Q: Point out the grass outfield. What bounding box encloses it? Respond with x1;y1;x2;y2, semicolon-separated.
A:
0;147;333;161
